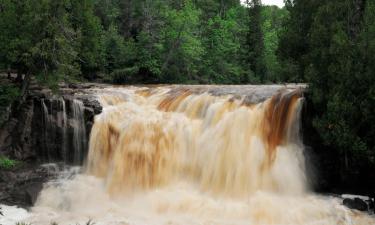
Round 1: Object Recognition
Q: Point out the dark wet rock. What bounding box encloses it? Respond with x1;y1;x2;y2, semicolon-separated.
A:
25;182;44;205
0;98;35;161
370;198;375;213
343;197;369;211
0;164;56;208
0;83;102;163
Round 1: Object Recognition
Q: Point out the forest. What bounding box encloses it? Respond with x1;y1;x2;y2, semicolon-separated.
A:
0;0;375;194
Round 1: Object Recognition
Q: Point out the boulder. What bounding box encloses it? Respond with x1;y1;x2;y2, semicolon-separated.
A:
343;198;368;211
24;182;44;205
0;164;56;208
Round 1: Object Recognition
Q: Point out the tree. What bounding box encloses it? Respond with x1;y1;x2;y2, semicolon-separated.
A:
277;0;375;190
0;0;79;92
246;0;266;82
159;0;204;83
261;6;288;82
201;7;246;83
93;0;120;30
294;0;375;179
277;0;321;82
69;0;104;79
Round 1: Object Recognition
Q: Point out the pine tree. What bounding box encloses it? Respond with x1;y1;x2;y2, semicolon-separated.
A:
246;0;266;82
277;0;321;82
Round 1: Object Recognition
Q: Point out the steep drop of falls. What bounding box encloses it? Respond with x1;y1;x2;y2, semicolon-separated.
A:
87;86;306;196
27;86;375;225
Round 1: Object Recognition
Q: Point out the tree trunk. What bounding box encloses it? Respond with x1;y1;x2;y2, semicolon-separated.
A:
20;73;31;102
15;71;23;83
344;149;349;170
7;67;11;79
220;0;225;17
348;0;366;40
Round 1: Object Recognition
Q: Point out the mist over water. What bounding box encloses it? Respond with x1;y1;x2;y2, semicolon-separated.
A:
20;86;375;225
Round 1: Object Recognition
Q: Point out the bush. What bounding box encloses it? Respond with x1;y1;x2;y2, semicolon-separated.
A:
0;156;19;169
0;83;19;107
0;83;20;125
111;67;139;84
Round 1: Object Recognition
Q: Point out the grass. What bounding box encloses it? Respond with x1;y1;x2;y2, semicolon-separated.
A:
0;156;19;169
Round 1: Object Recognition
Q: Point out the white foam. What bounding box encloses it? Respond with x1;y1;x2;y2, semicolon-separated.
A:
0;205;30;225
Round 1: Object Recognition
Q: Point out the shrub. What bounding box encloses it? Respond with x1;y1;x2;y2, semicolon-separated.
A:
0;156;19;169
0;83;19;108
111;67;139;84
0;83;20;124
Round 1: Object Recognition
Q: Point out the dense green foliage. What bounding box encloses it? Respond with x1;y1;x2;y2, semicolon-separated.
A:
261;5;288;82
0;156;18;169
246;0;266;82
0;83;20;124
0;83;19;108
279;0;375;179
0;0;286;84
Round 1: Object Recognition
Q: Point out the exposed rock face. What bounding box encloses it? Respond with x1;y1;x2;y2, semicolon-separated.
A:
0;163;78;208
0;82;102;207
0;164;50;207
0;83;102;164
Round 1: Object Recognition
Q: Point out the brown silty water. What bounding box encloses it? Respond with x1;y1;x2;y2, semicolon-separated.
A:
24;85;375;225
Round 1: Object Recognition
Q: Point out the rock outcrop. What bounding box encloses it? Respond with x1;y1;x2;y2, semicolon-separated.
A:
342;194;375;213
0;80;102;207
0;82;102;164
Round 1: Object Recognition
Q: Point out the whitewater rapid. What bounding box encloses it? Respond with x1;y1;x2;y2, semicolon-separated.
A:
3;173;373;225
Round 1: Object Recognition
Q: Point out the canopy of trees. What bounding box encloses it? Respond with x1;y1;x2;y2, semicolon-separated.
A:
0;0;285;85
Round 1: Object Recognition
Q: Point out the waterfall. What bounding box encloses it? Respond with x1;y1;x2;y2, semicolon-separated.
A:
40;98;87;164
71;99;87;165
60;98;68;162
87;87;306;195
41;99;51;161
29;86;375;225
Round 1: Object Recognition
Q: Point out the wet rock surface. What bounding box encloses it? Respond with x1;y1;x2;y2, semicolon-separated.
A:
342;194;375;213
0;81;103;163
0;164;59;208
0;79;103;208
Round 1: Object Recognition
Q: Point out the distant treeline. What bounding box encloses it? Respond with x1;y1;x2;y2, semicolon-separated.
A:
0;0;285;85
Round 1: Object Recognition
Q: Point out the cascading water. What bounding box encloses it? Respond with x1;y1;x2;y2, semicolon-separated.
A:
60;98;68;162
87;87;306;195
23;86;374;225
41;99;51;161
71;99;87;164
40;98;87;164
